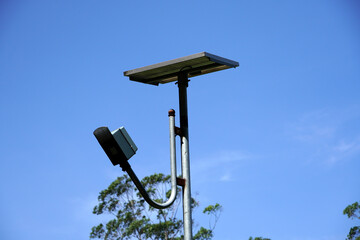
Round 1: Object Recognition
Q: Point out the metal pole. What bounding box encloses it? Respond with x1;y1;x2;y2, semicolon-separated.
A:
123;110;178;209
178;72;192;240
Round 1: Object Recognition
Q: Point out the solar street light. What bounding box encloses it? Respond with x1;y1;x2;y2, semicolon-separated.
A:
94;52;238;240
123;52;239;240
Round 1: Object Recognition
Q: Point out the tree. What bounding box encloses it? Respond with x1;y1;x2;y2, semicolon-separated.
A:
343;201;360;240
90;173;222;240
248;237;271;240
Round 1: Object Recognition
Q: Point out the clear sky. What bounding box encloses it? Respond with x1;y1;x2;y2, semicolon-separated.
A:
1;1;359;240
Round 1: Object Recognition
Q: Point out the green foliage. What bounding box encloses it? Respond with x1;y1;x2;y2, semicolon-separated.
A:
203;203;222;215
202;203;222;233
248;237;271;240
343;201;360;240
344;202;360;220
193;227;213;240
90;173;222;240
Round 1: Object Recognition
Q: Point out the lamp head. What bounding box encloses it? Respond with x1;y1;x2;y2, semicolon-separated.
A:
93;126;137;170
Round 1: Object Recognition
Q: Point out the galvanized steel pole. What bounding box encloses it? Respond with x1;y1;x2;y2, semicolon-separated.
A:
123;109;178;209
178;71;193;240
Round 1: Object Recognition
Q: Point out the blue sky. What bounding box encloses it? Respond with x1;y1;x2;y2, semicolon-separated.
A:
1;0;359;239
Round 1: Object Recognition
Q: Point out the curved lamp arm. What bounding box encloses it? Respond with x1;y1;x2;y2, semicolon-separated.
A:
125;109;178;209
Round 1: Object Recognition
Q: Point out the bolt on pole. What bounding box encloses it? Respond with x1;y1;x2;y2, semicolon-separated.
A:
178;71;193;240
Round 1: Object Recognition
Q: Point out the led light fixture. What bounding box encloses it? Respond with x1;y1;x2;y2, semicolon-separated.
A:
93;126;137;169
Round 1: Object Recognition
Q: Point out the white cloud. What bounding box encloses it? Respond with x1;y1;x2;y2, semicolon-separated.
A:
334;140;357;152
287;106;360;165
327;138;360;165
67;194;113;224
191;150;251;183
293;125;335;143
288;108;336;143
219;173;232;182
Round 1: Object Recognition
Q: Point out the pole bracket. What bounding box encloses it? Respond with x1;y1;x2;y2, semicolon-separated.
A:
176;177;186;187
175;126;182;136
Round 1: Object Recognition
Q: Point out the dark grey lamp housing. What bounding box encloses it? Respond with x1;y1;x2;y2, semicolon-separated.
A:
93;126;138;171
